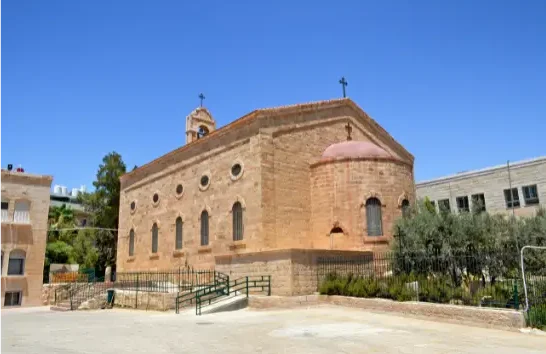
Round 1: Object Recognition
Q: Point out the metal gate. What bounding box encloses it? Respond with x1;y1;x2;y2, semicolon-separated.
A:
521;246;546;329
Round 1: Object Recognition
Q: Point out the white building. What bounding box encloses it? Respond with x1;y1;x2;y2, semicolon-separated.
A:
416;156;546;216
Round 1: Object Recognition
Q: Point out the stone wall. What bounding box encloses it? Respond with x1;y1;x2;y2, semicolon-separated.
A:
215;248;373;296
248;295;526;331
310;158;414;249
41;284;63;306
1;171;53;308
113;289;177;311
117;135;263;272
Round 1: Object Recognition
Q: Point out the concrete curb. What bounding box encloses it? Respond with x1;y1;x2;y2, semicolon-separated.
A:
248;295;526;331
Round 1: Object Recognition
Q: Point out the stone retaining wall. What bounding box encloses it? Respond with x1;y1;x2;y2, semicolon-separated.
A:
215;249;373;296
41;284;64;305
248;295;526;331
113;290;177;311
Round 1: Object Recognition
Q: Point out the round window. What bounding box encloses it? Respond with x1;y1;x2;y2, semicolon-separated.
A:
200;175;209;187
176;184;183;195
153;193;159;203
130;201;136;211
231;163;242;177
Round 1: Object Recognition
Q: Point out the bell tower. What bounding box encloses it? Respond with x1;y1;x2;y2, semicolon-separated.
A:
185;101;216;144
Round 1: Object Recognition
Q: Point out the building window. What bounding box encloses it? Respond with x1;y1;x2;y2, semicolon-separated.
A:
152;193;159;204
13;200;30;224
4;291;22;307
175;217;183;250
7;250;26;275
504;188;520;208
130;201;136;211
151;223;158;253
176;184;183;195
365;197;383;236
231;164;242;177
471;193;486;212
438;199;451;213
200;175;209;187
1;200;9;222
456;196;469;213
401;199;410;218
200;211;209;246
129;229;135;256
522;185;539;205
232;202;243;241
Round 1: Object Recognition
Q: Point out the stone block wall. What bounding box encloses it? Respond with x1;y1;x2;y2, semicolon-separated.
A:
310;158;414;249
1;171;53;308
117;134;263;272
215;248;374;296
114;290;177;311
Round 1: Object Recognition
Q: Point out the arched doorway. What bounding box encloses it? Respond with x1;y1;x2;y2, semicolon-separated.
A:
329;225;344;249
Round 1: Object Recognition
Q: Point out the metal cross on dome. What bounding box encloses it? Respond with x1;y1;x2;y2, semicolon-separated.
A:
198;93;205;107
345;122;353;141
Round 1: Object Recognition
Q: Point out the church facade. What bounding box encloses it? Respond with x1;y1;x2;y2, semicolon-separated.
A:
116;98;415;292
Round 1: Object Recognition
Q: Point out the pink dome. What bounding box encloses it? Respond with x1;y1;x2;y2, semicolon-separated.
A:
321;141;392;160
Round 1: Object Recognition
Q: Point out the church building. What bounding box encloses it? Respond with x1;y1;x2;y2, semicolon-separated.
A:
117;98;415;293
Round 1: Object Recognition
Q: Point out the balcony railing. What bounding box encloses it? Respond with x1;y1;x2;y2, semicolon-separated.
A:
1;209;9;223
13;211;30;224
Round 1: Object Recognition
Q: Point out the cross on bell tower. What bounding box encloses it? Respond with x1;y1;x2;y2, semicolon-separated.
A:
339;77;348;98
198;93;205;107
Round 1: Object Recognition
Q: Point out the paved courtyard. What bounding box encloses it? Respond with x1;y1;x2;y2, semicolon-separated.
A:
2;306;546;353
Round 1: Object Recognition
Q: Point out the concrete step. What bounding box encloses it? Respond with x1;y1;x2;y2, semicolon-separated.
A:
50;306;71;312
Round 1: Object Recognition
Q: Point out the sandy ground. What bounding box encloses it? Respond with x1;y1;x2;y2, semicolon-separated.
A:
2;305;545;353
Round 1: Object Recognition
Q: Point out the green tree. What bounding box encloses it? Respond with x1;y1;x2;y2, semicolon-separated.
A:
79;152;126;273
47;204;77;243
72;229;99;269
45;241;75;265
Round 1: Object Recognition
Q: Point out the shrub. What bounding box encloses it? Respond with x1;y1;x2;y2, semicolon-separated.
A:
527;305;546;330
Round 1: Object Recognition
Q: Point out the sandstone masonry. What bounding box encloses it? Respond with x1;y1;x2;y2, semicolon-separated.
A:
116;99;415;293
1;170;53;307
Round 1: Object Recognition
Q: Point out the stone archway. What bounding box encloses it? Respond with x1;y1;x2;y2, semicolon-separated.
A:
328;222;346;249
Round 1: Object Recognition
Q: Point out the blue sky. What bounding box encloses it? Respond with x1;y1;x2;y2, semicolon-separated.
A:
2;0;545;190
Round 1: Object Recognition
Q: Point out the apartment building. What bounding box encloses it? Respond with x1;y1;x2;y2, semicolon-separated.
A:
416;156;545;216
1;169;53;307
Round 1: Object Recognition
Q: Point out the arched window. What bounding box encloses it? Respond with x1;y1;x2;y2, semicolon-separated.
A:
232;202;243;241
366;198;383;236
151;223;158;253
14;200;30;224
200;211;209;246
8;249;26;275
175;217;183;250
401;199;410;218
129;229;135;257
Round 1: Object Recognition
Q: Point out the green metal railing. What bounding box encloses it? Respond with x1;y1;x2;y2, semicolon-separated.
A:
175;274;271;315
195;275;271;315
175;271;229;314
